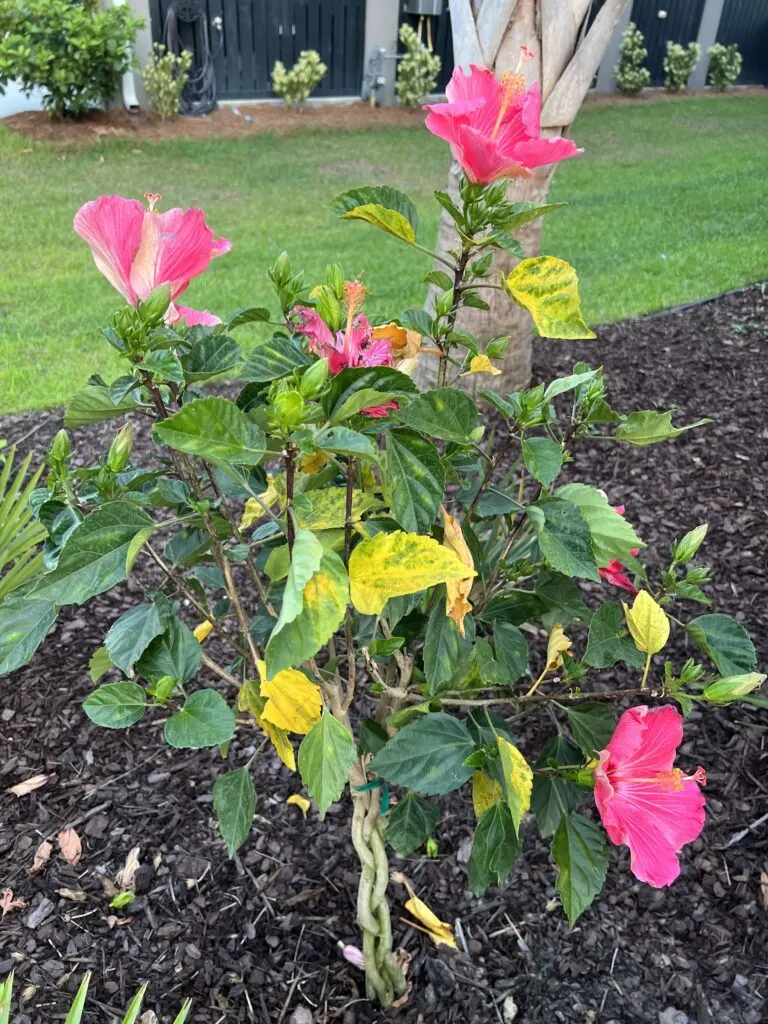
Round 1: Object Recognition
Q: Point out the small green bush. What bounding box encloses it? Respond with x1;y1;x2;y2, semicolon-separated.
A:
0;443;46;602
614;22;651;95
663;41;701;92
272;49;327;105
143;43;192;119
707;43;742;90
396;24;441;108
0;0;142;118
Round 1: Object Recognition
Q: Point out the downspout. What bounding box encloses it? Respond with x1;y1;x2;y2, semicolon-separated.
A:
109;0;141;113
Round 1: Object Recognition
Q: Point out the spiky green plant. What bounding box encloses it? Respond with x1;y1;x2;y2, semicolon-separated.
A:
0;972;192;1023
0;444;46;601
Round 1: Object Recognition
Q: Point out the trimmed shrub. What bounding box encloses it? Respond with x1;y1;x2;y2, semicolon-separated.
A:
707;43;742;90
614;22;651;95
663;41;701;92
143;43;192;120
396;24;441;108
272;50;327;105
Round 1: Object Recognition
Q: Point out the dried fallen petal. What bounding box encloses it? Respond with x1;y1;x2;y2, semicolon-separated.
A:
57;828;83;866
30;840;53;875
7;774;48;797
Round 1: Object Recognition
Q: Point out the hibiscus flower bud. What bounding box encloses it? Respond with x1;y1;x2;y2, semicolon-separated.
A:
702;672;765;705
299;358;329;398
107;424;134;473
672;523;708;564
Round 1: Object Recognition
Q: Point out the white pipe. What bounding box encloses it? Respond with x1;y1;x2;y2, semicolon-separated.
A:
109;0;141;113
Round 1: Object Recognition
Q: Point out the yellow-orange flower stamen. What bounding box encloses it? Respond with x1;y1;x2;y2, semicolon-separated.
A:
143;192;162;211
491;71;526;139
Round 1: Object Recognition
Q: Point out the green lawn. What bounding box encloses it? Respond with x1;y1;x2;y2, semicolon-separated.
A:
1;94;766;413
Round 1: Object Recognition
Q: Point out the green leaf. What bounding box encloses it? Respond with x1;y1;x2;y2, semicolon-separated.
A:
227;306;273;329
424;270;454;290
164;689;235;749
687;614;757;676
531;736;585;838
423;602;473;694
0;598;57;676
104;603;165;675
331;185;419;236
63;973;91;1024
240;334;311;382
584;602;645;669
504;256;595;340
522;437;564;488
566;704;616;758
331;388;396;423
342;203;415;242
213;766;257;856
394;388;478;443
399;307;434;337
535;570;591;630
493;623;529;682
314;426;380;464
385;429;444;533
89;646;113;683
386;792;440;856
298;711;358;819
544;369;598;401
137;349;185;383
83;682;146;730
557;483;644;565
552;813;609;927
181;334;242;382
154;396;267;467
615;410;712;446
324;366;417;423
491;231;525;257
265;550;349;676
31;502;153;606
498;201;566;231
528;498;600;582
370;713;475;796
275;528;325;625
467;803;521;895
64;385;137;429
136;616;201;684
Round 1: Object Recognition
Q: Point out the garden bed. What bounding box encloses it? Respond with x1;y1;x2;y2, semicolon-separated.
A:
0;286;766;1024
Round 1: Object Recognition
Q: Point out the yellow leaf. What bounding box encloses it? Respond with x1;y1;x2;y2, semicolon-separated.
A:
497;737;532;834
394;873;457;949
460;354;501;377
261;718;296;771
240;475;283;530
471;771;503;819
260;668;323;734
545;624;572;673
504;256;596;340
286;793;311;818
238;677;296;771
193;620;213;643
441;507;474;637
299;450;331;474
622;590;670;655
342;203;416;244
295;489;381;532
349;530;477;616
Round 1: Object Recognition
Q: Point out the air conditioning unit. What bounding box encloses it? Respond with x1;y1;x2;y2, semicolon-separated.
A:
403;0;445;15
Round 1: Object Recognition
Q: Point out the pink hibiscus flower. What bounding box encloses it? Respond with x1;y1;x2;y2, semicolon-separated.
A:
594;705;706;888
74;193;230;326
423;55;581;185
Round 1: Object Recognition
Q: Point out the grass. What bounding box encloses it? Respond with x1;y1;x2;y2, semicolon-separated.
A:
0;94;766;413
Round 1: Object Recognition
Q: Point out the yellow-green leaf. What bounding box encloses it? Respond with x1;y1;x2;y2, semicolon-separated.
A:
471;771;503;819
504;256;595;339
460;354;501;377
342;203;416;244
294;489;381;531
497;737;533;835
348;530;477;616
260;668;323;734
622;591;670;655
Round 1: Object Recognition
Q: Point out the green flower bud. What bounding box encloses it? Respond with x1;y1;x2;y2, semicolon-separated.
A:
571;768;597;789
107;423;134;473
50;429;71;463
138;282;172;326
270;390;306;432
702;673;765;705
673;523;708;564
314;288;343;332
299;358;329;398
325;263;345;298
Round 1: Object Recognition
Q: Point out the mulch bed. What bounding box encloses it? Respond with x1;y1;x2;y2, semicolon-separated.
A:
3;87;764;147
1;287;767;1024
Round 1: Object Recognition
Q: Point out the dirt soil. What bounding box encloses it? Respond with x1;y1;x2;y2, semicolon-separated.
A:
3;87;764;147
0;287;767;1024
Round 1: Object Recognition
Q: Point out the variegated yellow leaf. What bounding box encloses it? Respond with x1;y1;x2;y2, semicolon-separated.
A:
497;737;533;834
260;668;323;734
295;489;381;532
441;507;474;637
471;771;503;819
286;793;311;818
460;354;501;377
349;530;477;616
504;256;595;340
622;591;669;655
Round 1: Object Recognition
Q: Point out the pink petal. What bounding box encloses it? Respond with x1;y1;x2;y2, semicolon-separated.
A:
130;207;230;302
509;135;582;171
520;82;541;136
293;306;336;351
605;705;682;778
450;124;510;184
599;560;637;594
74;195;145;304
359;337;393;367
171;304;222;327
363;401;398;419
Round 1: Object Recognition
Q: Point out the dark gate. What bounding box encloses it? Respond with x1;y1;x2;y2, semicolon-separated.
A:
149;0;367;99
716;0;768;85
630;0;707;85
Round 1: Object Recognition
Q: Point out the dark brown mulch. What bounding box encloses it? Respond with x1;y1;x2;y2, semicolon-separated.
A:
1;101;424;147
1;287;767;1024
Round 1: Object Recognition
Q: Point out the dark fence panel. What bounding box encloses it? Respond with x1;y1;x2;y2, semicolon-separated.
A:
630;0;707;85
716;0;768;85
149;0;366;99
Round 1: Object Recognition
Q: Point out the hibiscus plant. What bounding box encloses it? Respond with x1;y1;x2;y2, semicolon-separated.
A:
1;55;763;1009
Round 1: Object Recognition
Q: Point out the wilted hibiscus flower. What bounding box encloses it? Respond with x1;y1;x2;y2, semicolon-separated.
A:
74;192;230;326
423;50;581;185
594;705;706;887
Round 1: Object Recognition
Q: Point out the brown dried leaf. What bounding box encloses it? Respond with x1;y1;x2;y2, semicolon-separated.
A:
7;774;48;797
57;828;82;866
115;845;141;890
30;840;53;875
56;888;88;903
1;888;27;917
